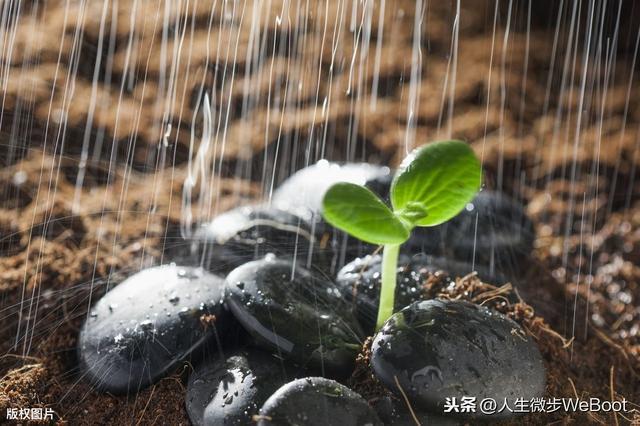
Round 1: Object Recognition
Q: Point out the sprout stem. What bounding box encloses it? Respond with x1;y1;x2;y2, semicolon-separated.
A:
376;243;400;331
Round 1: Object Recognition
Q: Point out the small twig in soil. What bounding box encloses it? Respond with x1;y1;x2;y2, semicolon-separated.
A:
393;375;421;426
568;377;606;425
523;318;573;348
615;398;639;422
135;384;156;426
567;377;579;400
0;363;41;388
0;353;42;363
609;365;619;426
591;325;638;377
478;294;511;307
159;374;186;391
252;414;273;422
460;271;478;282
472;283;512;304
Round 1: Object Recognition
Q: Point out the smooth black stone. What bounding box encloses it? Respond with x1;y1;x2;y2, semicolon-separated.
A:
225;257;364;378
272;160;391;219
273;161;392;267
336;254;506;333
336;254;433;333
78;265;227;394
191;205;331;275
186;349;294;426
370;299;545;419
256;377;382;426
405;191;534;280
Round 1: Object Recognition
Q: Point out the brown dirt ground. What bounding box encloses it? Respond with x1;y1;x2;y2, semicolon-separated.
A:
0;1;639;425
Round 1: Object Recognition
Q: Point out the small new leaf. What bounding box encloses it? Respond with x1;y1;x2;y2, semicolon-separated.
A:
397;201;429;224
391;140;481;227
322;183;410;245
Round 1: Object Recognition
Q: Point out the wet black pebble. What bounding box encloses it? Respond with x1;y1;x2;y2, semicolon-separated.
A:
78;264;227;394
186;349;294;426
272;160;391;219
191;205;330;274
256;377;382;426
273;161;392;267
336;254;506;332
406;191;534;280
225;257;363;378
370;299;545;419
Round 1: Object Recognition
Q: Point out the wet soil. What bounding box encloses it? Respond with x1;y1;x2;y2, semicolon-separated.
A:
1;1;639;425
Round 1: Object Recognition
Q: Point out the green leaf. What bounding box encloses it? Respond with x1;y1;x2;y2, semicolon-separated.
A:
391;140;481;227
322;183;410;245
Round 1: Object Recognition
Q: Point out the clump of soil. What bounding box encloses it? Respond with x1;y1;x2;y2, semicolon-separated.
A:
0;363;49;418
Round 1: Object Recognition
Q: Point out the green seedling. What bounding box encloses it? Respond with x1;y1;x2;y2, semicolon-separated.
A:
322;140;482;330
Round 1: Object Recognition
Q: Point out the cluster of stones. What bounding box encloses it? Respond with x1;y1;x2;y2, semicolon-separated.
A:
78;160;545;425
